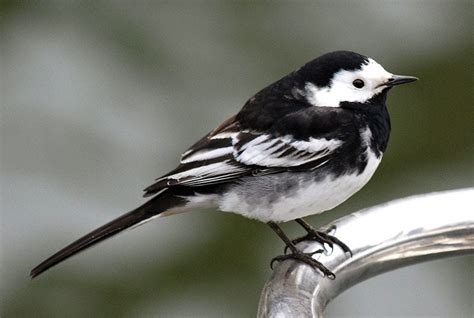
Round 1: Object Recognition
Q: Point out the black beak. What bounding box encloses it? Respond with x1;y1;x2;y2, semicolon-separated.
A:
385;75;418;87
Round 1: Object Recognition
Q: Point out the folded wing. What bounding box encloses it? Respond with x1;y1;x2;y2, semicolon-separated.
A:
143;114;343;197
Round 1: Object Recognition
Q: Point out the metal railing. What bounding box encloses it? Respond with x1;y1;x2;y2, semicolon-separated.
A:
257;188;474;317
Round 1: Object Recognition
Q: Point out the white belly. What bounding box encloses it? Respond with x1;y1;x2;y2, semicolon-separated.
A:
219;150;382;223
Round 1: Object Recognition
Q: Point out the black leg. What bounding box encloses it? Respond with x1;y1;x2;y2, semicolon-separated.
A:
293;218;352;256
267;222;335;279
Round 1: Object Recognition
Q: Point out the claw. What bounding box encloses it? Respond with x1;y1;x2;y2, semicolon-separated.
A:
317;231;352;256
270;257;278;269
267;221;339;279
270;249;334;279
292;222;352;257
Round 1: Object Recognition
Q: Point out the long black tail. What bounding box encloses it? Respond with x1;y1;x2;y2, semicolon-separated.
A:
30;191;187;278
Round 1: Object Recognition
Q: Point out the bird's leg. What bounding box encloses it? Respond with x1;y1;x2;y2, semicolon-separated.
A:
292;218;352;256
267;221;335;279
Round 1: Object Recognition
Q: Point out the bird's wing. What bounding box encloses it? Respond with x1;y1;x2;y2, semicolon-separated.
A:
233;131;342;168
143;115;247;195
143;111;345;196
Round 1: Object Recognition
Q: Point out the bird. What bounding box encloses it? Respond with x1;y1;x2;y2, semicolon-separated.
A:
30;50;417;279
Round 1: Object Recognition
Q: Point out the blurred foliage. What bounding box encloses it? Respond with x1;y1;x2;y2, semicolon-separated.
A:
1;1;473;317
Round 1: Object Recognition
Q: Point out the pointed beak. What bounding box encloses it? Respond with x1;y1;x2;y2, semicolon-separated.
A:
385;75;419;87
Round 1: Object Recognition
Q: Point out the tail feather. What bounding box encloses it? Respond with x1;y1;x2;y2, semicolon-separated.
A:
30;191;187;278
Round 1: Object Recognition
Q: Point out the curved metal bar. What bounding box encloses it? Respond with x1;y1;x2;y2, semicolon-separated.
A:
257;188;474;317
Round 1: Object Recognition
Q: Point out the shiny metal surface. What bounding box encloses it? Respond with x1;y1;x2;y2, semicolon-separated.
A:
257;188;474;318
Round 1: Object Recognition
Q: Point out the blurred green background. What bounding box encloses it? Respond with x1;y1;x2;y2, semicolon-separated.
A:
1;1;473;317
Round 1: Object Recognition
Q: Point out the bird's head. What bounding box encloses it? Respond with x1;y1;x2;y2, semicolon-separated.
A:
296;51;418;108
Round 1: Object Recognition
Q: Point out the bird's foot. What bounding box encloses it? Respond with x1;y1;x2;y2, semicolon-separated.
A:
270;248;335;279
267;221;336;279
291;223;352;256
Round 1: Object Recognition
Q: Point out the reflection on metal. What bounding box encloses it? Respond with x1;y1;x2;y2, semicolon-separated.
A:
257;188;474;317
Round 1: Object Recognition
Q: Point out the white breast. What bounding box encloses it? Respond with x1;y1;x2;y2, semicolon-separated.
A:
265;150;381;222
219;150;381;223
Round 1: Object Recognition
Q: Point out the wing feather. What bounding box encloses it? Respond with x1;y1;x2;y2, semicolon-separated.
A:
143;113;343;197
234;132;342;167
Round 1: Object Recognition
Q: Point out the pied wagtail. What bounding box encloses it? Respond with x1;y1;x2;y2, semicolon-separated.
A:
31;51;417;279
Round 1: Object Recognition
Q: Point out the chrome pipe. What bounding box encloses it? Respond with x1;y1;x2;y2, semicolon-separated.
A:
257;188;474;317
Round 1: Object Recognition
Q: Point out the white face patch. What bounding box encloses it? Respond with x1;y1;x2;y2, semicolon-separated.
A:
305;58;393;107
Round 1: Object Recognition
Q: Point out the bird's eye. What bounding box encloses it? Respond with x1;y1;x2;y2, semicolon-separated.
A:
352;79;365;89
